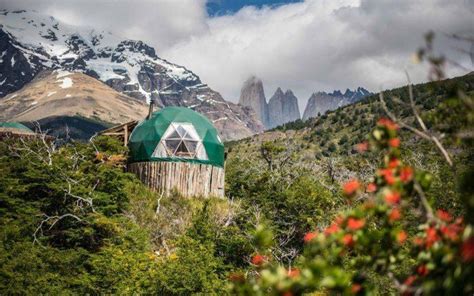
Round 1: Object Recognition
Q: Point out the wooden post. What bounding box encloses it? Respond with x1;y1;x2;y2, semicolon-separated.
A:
124;125;128;146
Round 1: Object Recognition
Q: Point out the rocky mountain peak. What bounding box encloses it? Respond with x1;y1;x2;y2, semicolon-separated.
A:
302;87;372;121
275;87;284;96
239;76;269;127
267;88;300;129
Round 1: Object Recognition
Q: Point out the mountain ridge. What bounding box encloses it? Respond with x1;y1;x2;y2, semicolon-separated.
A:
0;9;263;140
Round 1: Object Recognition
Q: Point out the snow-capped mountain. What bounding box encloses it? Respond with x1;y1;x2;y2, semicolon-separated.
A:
0;9;263;140
302;87;372;121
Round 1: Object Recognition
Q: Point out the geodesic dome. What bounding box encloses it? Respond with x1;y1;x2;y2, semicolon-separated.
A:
128;107;224;167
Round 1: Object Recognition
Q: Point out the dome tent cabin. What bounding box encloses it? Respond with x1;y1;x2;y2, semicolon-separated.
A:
0;122;36;139
127;107;225;197
0;122;54;141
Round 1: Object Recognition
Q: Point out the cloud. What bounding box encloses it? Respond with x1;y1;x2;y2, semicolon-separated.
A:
2;0;473;109
163;0;474;108
0;0;209;49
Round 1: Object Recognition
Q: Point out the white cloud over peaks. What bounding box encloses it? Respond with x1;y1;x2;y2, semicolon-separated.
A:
1;0;209;49
1;0;473;108
164;0;473;108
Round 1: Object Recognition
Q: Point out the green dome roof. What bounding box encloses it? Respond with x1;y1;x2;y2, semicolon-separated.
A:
0;122;33;132
128;107;224;167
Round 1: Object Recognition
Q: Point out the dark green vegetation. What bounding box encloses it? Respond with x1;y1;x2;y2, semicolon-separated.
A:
0;73;473;294
23;115;111;139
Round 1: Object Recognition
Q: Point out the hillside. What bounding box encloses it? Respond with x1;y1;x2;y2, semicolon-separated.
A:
0;70;148;124
226;72;473;211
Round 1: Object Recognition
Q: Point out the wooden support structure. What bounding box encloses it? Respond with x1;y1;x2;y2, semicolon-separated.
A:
127;161;225;198
96;120;138;146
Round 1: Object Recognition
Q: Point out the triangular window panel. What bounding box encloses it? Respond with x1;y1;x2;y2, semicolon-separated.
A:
152;122;209;161
167;130;181;139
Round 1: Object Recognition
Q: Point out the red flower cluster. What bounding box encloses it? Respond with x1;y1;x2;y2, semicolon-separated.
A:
356;141;369;153
324;222;341;236
436;209;452;222
397;231;407;244
388;138;400;148
379;169;396;185
461;237;474;262
388;158;400;169
425;227;440;248
342;234;355;247
384;190;401;205
400;166;414;183
417;264;429;276
343;179;360;196
377;118;399;130
347;218;365;231
388;208;401;222
251;254;266;266
304;231;318;243
366;182;377;193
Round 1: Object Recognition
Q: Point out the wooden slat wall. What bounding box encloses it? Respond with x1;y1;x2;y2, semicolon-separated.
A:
127;161;225;198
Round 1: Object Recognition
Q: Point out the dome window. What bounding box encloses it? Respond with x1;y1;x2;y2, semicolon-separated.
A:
152;122;209;160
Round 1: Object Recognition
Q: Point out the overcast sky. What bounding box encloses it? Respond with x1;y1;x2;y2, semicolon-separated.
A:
2;0;474;108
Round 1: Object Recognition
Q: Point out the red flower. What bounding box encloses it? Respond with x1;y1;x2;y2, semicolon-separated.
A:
441;224;462;241
397;231;408;244
388;208;401;222
324;222;341;235
334;215;344;225
404;275;417;286
251;254;266;266
417;264;429;276
377;118;399;130
426;227;439;248
343;179;360;196
347;218;365;231
436;209;452;222
388;158;400;169
288;268;300;278
461;237;474;262
366;183;377;193
379;169;396;185
351;284;362;293
385;190;401;205
342;234;355;247
304;231;318;243
282;292;294;296
413;237;424;246
356;141;369;153
400;166;414;183
388;138;400;148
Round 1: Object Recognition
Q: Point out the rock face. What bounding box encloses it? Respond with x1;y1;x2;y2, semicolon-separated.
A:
239;76;269;127
302;87;371;121
0;9;263;140
239;76;302;129
267;88;300;129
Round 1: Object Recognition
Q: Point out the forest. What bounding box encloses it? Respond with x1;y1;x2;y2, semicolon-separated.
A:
1;48;473;294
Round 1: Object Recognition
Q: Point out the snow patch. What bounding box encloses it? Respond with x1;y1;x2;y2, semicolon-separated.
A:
47;91;57;97
55;70;71;78
57;77;73;88
11;55;15;66
31;101;38;105
65;94;71;98
0;78;6;86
